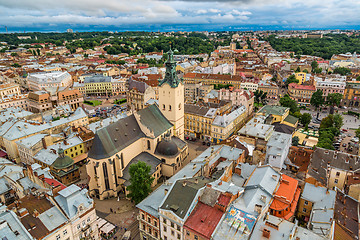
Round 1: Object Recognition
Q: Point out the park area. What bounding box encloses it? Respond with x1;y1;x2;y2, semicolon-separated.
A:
84;100;102;106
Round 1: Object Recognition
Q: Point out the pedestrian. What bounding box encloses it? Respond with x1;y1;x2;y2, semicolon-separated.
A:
110;208;113;213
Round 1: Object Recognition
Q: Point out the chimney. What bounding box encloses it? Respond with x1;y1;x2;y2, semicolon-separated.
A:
262;229;271;239
18;208;29;218
33;209;40;218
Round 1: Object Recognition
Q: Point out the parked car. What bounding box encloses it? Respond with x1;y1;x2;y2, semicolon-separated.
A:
342;143;347;147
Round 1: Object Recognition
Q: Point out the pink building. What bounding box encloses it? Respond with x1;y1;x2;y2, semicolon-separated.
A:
218;87;254;115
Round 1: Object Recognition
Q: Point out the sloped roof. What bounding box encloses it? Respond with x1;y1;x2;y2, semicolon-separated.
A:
89;104;172;160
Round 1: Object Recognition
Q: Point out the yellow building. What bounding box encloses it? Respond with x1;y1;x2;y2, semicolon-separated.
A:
84;75;113;96
295;72;307;84
184;105;216;140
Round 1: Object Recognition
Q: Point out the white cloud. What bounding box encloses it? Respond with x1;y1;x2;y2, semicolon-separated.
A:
0;0;359;29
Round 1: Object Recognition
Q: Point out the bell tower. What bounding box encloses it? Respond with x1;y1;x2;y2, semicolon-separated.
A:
158;48;184;140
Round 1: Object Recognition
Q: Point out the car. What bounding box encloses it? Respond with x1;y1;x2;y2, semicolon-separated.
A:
207;142;211;146
348;134;352;137
342;143;347;147
342;129;348;132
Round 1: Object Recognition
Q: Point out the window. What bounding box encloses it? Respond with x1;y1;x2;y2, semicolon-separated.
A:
163;218;166;224
171;230;174;236
304;200;308;206
77;224;80;229
171;222;174;228
163;104;165;110
335;179;338;184
169;105;172;111
155;232;158;238
154;221;157;227
177;233;180;239
63;229;68;235
56;234;61;240
142;214;145;220
163;226;167;232
303;208;307;213
143;224;146;230
177;225;180;231
148;217;151;223
336;172;340;177
186;230;190;236
82;220;85;226
147;140;151;150
194;235;198;240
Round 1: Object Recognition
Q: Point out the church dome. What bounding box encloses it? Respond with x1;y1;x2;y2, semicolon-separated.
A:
156;139;179;156
51;148;74;170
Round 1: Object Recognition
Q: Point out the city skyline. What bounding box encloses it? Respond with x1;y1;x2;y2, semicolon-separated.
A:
0;0;359;32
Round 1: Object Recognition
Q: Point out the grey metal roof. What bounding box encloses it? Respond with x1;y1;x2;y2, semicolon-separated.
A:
122;152;162;186
160;177;212;219
38;206;67;231
136;184;169;218
89;104;172;160
88;115;145;160
309;148;360;186
84;74;112;83
55;185;93;219
0;208;33;240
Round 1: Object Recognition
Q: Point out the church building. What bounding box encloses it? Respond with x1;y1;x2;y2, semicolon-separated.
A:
86;49;188;200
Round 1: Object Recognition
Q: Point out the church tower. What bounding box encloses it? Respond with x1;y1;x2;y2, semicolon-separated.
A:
158;48;184;140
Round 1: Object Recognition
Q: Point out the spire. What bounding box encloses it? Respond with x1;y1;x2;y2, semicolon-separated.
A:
158;46;182;88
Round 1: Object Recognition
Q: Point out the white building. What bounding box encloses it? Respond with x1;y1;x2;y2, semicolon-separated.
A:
265;132;292;169
27;71;72;91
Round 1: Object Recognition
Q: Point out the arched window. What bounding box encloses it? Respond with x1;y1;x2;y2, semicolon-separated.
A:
163;104;165;110
169;105;172;111
120;153;124;169
147;140;151;150
102;162;110;190
112;158;118;186
178;103;181;110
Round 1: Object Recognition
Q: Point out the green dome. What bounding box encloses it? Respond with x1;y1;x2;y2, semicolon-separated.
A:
52;148;74;170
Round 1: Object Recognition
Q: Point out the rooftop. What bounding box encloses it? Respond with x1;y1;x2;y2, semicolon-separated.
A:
257;105;289;117
184;202;224;239
160;177;212;219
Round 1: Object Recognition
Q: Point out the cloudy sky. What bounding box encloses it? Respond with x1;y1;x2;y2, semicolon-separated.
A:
0;0;359;32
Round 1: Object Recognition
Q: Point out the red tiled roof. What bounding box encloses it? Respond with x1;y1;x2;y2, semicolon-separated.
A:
184;202;224;239
288;83;316;90
44;178;66;190
269;174;300;220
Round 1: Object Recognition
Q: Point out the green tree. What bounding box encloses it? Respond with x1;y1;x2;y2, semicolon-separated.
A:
333;113;343;130
333;67;351;76
11;63;21;68
320;114;334;129
310;90;325;110
127;161;154;204
326;93;343;114
279;95;298;114
292;136;300;146
300;113;312;130
285;75;299;86
311;60;318;72
355;127;360;139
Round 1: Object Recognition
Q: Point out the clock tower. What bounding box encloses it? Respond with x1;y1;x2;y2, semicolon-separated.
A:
158;48;184;140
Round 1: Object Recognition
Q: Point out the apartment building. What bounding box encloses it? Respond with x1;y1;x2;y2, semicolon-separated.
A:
27;71;72;91
84;74;113;96
287;83;316;105
127;77;156;111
